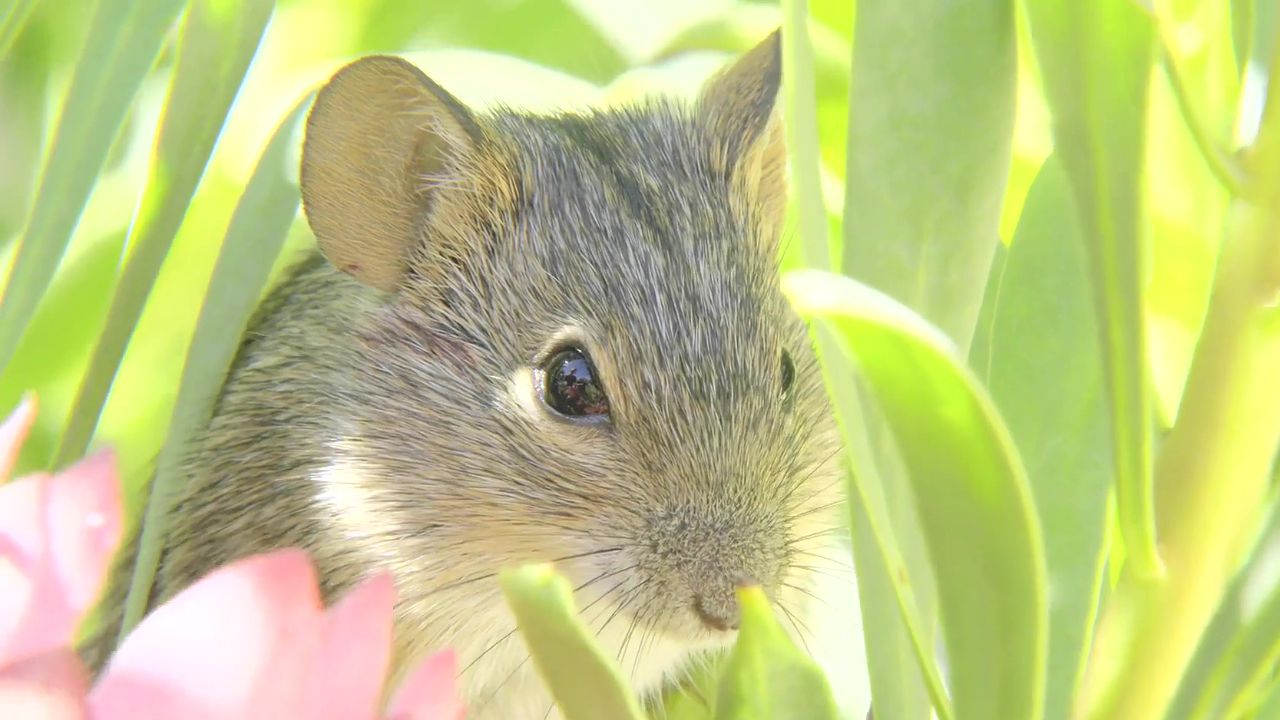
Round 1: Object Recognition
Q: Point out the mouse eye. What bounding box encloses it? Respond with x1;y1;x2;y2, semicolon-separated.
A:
539;347;610;419
780;349;796;399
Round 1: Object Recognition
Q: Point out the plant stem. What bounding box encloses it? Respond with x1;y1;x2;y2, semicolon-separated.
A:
1157;33;1250;197
1077;35;1280;720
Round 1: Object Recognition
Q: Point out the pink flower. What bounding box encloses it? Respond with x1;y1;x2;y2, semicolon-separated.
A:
0;394;464;720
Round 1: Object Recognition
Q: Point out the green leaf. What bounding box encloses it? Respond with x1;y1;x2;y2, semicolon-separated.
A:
354;0;626;84
812;323;949;720
119;90;310;637
51;0;275;470
0;0;37;58
782;0;831;271
840;0;1017;354
970;155;1113;720
713;585;841;720
1022;0;1160;578
1173;499;1280;720
498;564;648;720
784;268;1048;720
0;0;185;372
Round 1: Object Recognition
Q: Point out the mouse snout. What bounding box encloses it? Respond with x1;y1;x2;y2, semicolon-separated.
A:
691;578;750;632
641;507;787;637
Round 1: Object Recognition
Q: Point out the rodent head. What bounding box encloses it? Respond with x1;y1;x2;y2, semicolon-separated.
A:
298;29;844;661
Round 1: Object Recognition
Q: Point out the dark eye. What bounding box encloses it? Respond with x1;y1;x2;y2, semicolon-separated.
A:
540;347;610;418
780;349;796;398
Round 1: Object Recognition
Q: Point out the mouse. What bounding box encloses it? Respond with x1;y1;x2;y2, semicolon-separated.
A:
79;29;848;719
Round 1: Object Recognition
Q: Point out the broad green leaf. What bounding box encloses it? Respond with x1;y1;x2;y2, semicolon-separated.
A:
1257;678;1280;720
647;3;853;176
0;0;36;58
784;268;1048;720
713;585;840;720
498;564;648;720
51;0;275;470
813;323;948;720
354;0;626;84
119;91;310;636
647;4;851;92
782;0;831;271
1233;0;1256;80
1023;0;1161;577
970;155;1112;720
0;0;185;372
840;0;1016;354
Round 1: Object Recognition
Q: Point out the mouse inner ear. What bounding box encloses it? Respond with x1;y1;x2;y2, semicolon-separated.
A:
300;55;484;293
696;30;788;251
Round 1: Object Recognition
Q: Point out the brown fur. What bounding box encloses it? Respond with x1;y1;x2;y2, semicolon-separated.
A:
79;29;846;719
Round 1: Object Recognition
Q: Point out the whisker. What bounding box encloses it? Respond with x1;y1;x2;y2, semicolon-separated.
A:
434;545;626;595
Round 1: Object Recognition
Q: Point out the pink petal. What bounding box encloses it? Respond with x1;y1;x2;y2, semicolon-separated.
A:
0;452;123;664
43;451;123;612
0;394;37;482
0;485;40;663
89;549;326;720
0;647;90;720
384;648;464;720
304;572;396;720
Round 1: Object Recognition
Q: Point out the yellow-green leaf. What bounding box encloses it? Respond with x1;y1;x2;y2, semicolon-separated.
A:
51;0;276;470
840;0;1017;354
120;91;311;637
970;155;1112;720
784;268;1048;720
713;585;840;720
1023;0;1161;578
812;323;950;720
499;564;648;720
0;0;186;372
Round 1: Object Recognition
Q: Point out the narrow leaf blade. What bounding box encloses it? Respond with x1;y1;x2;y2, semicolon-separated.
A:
120;91;311;637
0;0;186;370
52;0;276;469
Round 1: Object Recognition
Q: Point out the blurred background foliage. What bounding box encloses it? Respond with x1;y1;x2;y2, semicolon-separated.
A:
1;0;1279;716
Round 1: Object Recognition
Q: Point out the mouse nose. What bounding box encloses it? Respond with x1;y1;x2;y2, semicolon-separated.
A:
692;594;740;632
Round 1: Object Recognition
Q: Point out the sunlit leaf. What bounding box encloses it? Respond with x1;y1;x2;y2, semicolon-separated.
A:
1022;0;1160;577
0;0;186;372
840;0;1016;354
785;268;1048;720
782;0;831;270
1170;498;1280;720
713;585;840;720
498;564;648;720
970;155;1112;720
119;90;311;637
0;0;37;58
647;3;853;176
355;0;626;83
813;323;949;720
51;0;275;470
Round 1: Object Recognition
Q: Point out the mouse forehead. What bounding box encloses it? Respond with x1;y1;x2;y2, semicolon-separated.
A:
494;105;788;407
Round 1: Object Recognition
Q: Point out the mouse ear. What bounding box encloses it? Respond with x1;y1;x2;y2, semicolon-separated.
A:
696;30;788;245
300;55;484;293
